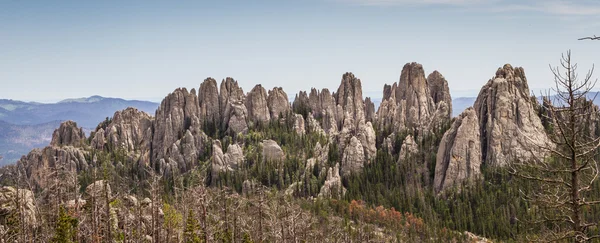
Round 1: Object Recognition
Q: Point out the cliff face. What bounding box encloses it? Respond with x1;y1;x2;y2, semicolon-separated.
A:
474;64;549;167
151;88;208;174
51;121;86;147
376;63;453;133
92;107;153;153
434;108;481;193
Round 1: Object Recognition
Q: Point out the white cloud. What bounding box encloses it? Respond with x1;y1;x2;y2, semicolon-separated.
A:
334;0;600;16
335;0;487;6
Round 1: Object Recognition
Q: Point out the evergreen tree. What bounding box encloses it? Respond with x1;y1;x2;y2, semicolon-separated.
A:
184;210;201;243
52;206;77;243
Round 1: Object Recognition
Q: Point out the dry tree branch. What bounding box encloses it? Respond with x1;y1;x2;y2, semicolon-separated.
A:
578;35;600;40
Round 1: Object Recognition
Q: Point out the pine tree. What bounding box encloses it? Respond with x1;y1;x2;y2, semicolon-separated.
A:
52;206;77;243
184;210;201;243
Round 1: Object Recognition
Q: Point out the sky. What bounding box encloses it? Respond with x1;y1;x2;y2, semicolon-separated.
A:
1;0;599;102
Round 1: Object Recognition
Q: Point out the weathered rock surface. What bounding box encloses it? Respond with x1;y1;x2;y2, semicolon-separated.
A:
293;114;305;135
434;108;481;193
85;180;112;198
336;72;365;131
306;113;325;136
212;140;244;173
18;146;88;189
246;85;271;124
365;97;375;123
341;136;365;176
227;102;249;134
0;186;37;227
51;120;86;147
220;77;246;132
357;122;377;160
262;140;285;162
474;64;550;167
93;107;153;153
151;88;209;174
318;163;346;199
267;87;291;119
428;71;453;118
198;77;221;127
151;88;200;161
398;134;418;161
396;63;436;130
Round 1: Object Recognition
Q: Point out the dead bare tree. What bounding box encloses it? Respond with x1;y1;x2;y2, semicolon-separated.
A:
510;50;600;242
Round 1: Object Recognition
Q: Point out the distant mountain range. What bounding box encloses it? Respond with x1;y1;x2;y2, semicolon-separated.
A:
0;95;159;128
0;96;158;165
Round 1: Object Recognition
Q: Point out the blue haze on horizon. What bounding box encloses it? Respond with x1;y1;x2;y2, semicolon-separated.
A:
1;0;599;103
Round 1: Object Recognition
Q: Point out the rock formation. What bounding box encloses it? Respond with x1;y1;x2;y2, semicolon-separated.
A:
92;107;153;153
246;85;271;124
151;88;209;174
262;140;285;162
365;97;375;123
51;120;86;147
198;77;221;127
434;108;481;193
212;140;245;173
18;146;88;188
267;87;291;119
293;114;305;135
428;71;453;118
219;77;246;132
398;134;418;161
336;72;365;131
474;64;550;167
0;187;37;227
396;63;436;130
318;163;346;199
85;180;112;198
341;136;365;176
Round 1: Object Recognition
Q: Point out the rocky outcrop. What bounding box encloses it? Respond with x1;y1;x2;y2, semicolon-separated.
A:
51;120;86;147
267;87;291;119
151;88;209;174
227;103;249;134
318;164;346;199
18;146;88;189
212;140;245;173
293;114;305;135
306;113;325;136
220;77;246;132
198;77;221;127
292;91;310;115
246;85;271;124
434;108;481;193
365;97;375;123
357;122;377;160
151;88;200;161
474;64;550;167
398;134;418;161
92;108;153;153
341;136;365;176
336;73;365;131
0;186;37;227
396;63;436;130
262;140;285;162
85;180;112;198
428;71;452;118
375;63;453;155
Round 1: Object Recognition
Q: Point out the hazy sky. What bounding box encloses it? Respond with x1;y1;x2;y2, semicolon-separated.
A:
1;0;599;102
